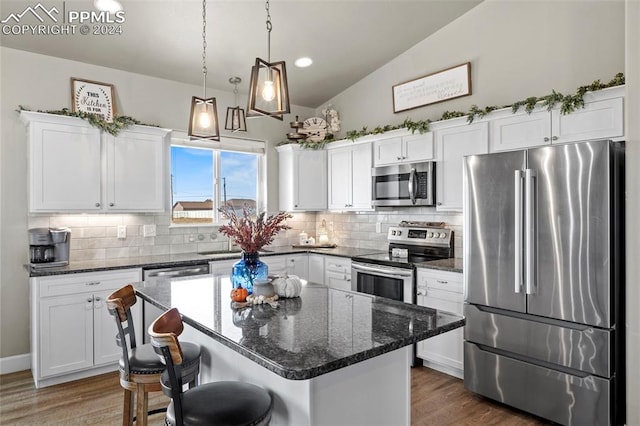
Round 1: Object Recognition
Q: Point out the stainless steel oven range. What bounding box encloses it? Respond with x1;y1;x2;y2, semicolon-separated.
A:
351;221;454;366
351;221;454;304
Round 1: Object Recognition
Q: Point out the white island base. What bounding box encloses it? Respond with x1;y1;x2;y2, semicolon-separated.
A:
182;324;411;426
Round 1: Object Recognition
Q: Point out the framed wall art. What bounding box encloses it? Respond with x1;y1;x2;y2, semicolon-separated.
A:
392;62;472;113
71;78;116;122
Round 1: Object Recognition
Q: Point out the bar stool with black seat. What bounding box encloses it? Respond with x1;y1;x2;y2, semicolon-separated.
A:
149;307;274;426
107;285;202;426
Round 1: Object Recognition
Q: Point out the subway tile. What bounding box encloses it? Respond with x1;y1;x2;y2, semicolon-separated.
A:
123;214;155;225
155;225;170;235
27;216;50;228
85;215;123;227
154;214;171;225
170;243;197;254
50;215;88;228
105;247;140;259
125;225;140;237
70;248;105;261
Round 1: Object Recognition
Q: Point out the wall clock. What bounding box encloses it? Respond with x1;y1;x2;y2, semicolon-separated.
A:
302;117;328;142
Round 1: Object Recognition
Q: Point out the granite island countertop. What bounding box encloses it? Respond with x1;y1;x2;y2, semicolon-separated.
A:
133;274;465;380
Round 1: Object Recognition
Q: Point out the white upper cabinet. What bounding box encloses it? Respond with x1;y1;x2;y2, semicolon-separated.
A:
435;121;489;212
21;111;170;213
105;127;168;211
327;142;373;211
489;86;624;152
277;144;327;211
373;131;434;166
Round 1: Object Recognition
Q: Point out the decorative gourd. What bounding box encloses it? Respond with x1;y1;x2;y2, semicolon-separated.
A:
272;275;302;298
230;287;248;302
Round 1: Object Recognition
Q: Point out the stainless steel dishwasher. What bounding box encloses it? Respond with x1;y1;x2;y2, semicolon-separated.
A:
141;263;210;342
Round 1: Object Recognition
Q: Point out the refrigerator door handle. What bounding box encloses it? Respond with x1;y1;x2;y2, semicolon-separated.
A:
514;170;524;294
524;168;537;295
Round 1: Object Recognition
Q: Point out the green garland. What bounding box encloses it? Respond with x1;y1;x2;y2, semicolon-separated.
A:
342;72;625;141
17;106;158;136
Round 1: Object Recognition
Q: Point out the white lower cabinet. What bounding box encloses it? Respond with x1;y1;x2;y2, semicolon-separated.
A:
31;269;142;388
308;254;325;284
325;257;352;291
416;268;464;379
263;254;309;280
328;290;372;357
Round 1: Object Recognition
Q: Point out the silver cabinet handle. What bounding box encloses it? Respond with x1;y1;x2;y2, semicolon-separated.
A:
95;202;101;207
551;136;558;141
543;137;550;142
87;298;93;303
86;281;101;286
437;202;442;206
436;280;448;284
397;156;402;160
294;204;298;208
109;203;114;207
94;296;101;302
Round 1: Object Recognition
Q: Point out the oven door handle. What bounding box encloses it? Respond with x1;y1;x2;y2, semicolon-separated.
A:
352;263;413;278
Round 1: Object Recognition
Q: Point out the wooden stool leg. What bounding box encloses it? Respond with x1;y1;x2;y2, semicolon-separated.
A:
123;389;134;426
136;384;149;426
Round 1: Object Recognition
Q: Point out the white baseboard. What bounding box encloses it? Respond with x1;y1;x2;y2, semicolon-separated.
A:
0;353;31;375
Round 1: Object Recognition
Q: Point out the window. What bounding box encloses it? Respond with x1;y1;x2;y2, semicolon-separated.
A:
170;135;265;225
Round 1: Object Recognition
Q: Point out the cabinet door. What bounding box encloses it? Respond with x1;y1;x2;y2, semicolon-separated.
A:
489;109;551;152
286;254;309;280
29;121;102;211
263;255;287;276
350;143;373;210
403;133;434;162
435;122;489;211
308;254;325;284
105;128;168;211
552;96;623;144
327;147;352;210
39;294;94;377
294;150;327;210
93;290;123;366
373;137;403;166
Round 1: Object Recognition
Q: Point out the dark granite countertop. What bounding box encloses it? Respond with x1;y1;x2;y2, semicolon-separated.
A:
133;275;464;380
415;258;463;273
26;246;385;277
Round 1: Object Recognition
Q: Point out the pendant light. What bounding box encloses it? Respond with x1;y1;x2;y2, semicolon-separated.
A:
247;0;290;121
225;77;247;132
188;0;220;140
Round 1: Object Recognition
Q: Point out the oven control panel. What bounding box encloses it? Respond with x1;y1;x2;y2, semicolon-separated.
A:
388;226;452;246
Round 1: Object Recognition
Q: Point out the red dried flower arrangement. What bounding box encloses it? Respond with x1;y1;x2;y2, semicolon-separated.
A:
218;206;292;253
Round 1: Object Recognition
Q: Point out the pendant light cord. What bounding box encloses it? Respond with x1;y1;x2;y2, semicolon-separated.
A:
201;0;208;97
265;0;271;63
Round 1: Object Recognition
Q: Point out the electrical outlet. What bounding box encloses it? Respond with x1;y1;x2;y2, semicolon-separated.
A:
117;225;127;239
143;224;156;237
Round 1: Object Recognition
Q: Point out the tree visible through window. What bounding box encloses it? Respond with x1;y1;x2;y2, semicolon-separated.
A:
171;145;261;225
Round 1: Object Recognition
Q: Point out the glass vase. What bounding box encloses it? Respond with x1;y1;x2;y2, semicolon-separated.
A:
231;252;268;295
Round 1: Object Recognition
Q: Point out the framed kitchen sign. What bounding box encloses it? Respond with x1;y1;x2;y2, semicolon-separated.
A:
71;78;116;122
392;62;472;113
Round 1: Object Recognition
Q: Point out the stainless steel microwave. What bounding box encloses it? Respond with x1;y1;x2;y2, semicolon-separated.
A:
371;162;435;207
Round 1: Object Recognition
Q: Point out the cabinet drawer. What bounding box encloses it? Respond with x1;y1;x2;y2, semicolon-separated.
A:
417;269;462;294
325;257;351;273
38;269;141;297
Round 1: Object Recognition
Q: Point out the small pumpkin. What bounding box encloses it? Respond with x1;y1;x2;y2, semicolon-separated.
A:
230;287;248;302
272;274;302;298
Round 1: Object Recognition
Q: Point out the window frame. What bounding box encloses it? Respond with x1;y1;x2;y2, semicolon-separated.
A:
169;132;267;227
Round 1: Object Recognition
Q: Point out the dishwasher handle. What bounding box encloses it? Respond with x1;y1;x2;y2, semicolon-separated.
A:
143;264;210;279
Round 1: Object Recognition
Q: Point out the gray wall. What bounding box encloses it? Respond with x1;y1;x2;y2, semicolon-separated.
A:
323;0;624;137
0;47;313;358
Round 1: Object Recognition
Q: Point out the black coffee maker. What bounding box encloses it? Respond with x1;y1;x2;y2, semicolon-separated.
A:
29;227;71;267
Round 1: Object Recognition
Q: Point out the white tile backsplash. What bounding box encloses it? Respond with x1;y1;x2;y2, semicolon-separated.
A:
28;208;464;261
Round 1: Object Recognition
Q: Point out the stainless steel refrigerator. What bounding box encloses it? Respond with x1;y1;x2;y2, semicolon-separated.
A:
462;140;625;426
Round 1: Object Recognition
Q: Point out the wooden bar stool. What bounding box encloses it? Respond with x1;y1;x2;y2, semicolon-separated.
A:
149;307;273;426
107;285;202;426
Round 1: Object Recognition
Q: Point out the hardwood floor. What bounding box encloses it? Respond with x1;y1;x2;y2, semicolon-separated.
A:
1;367;551;425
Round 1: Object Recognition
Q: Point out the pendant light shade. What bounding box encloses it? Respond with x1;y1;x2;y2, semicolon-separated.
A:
225;76;247;131
247;0;290;120
189;96;220;139
188;0;220;141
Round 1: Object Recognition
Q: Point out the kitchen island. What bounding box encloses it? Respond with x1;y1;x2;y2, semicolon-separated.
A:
134;275;464;426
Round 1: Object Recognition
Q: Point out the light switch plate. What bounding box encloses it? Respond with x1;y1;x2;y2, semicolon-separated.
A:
117;225;126;239
143;224;156;237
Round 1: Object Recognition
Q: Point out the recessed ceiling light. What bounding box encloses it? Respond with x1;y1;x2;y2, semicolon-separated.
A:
295;57;313;68
94;0;123;12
